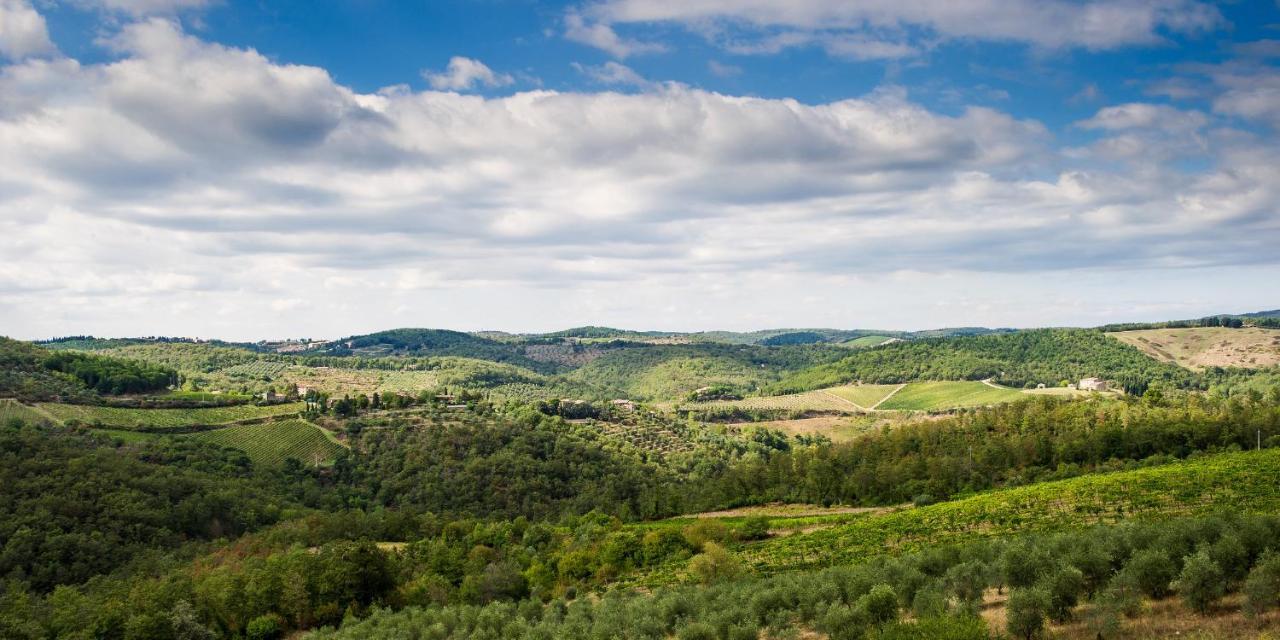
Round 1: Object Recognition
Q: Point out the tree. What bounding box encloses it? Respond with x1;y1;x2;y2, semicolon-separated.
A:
1006;587;1049;640
1176;551;1225;614
1124;549;1177;598
1040;565;1085;622
1244;551;1280;617
858;584;899;626
687;542;744;585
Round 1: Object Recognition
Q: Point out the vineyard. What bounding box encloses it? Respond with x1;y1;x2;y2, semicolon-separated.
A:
0;399;50;425
188;419;346;467
218;360;291;379
36;402;304;430
823;383;901;408
595;420;699;455
876;380;1025;411
681;389;859;414
631;448;1280;584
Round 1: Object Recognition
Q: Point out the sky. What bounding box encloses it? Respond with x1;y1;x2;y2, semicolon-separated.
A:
1;0;1279;340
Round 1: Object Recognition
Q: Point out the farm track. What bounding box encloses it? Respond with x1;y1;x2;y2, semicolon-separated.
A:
818;390;868;412
867;384;907;410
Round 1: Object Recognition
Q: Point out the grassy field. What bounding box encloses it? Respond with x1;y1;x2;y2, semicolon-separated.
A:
188;419;346;467
632;448;1280;584
876;380;1024;411
842;335;895;348
1109;326;1280;370
824;383;901;408
0;399;52;424
36;402;304;430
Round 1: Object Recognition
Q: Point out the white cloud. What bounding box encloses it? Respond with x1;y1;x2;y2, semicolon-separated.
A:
565;11;667;58
0;0;57;60
707;60;741;77
572;60;650;87
79;0;213;15
1077;103;1207;132
567;0;1224;59
423;56;513;91
0;21;1277;338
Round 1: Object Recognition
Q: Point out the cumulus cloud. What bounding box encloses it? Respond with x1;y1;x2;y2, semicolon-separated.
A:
565;11;667;58
565;0;1224;59
0;18;1277;338
423;56;514;91
0;0;57;60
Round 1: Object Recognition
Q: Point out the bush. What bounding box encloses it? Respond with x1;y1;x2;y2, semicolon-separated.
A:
688;542;744;585
1245;551;1280;617
1124;548;1177;598
1040;565;1085;622
245;613;284;640
736;516;771;541
1005;587;1049;640
1176;551;1225;614
859;584;899;626
817;602;867;640
911;584;948;619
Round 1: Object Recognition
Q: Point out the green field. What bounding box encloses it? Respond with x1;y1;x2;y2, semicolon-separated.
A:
188;419;346;467
0;399;51;424
876;380;1024;411
634;448;1280;584
36;402;304;430
842;335;894;348
824;383;901;408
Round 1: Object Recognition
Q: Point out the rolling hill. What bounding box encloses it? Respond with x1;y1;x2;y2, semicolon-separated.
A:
1108;326;1280;370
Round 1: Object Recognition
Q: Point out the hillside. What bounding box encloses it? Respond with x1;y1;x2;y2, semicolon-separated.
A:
768;328;1195;394
1109;326;1280;370
309;328;562;373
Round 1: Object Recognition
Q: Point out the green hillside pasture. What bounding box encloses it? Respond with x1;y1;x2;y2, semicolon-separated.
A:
876;381;1023;411
374;370;441;394
0;399;52;425
189;419;346;467
842;335;895;348
36;402;304;430
824;383;901;409
686;389;859;414
635;448;1280;584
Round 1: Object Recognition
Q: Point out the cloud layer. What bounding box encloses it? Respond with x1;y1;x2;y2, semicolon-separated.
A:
1;13;1278;338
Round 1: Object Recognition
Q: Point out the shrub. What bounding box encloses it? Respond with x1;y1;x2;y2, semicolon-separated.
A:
859;584;899;626
688;542;744;585
1040;565;1085;622
245;613;284;640
1176;551;1225;614
1124;548;1176;598
1005;587;1049;640
1245;551;1280;617
736;516;771;541
817;602;867;640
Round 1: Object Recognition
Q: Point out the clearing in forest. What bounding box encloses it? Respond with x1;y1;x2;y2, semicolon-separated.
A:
188;418;346;467
1108;327;1280;370
877;381;1024;411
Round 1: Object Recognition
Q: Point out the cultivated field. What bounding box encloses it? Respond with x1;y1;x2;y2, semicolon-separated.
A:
876;380;1025;411
0;399;51;425
36;402;304;430
188;418;346;467
1109;327;1280;370
841;335;895;348
684;389;861;414
823;383;901;409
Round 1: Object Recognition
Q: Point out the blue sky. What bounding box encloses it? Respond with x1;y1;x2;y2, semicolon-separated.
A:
1;0;1279;339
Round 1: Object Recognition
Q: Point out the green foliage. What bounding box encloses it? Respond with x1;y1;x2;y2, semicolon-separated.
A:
1176;550;1225;614
770;328;1196;393
1124;548;1177;599
877;381;1025;411
0;420;295;592
687;543;744;585
40;350;175;395
1005;587;1049;640
1244;551;1280;617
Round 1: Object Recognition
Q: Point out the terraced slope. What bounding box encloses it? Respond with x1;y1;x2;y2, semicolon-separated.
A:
189;419;345;467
